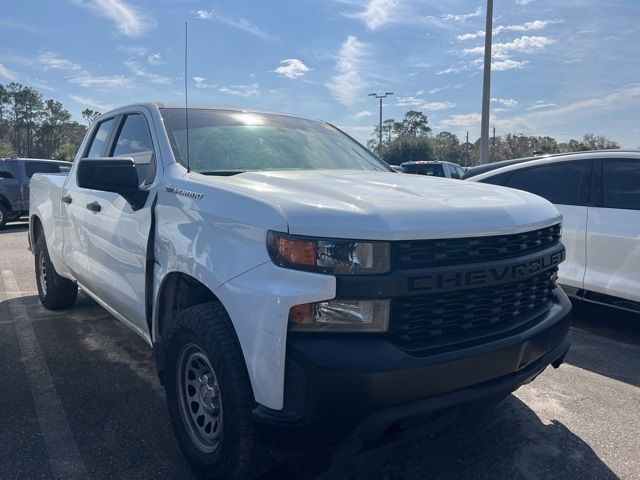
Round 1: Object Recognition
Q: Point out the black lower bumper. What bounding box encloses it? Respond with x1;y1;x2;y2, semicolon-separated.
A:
254;289;571;446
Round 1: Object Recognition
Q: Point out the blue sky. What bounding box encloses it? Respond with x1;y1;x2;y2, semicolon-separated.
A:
1;0;639;147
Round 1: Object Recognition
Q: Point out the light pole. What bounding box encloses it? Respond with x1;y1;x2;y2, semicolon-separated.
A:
369;92;394;156
479;0;493;164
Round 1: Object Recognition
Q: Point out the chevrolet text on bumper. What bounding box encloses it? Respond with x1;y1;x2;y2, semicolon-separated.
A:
28;103;570;479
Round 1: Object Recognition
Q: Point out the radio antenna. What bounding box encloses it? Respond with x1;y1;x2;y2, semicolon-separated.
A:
184;21;191;173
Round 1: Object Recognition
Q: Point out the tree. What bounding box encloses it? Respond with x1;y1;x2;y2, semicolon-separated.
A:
383;136;432;166
558;134;619;152
82;108;101;125
36;100;71;158
430;131;462;164
0;84;9;140
395;110;431;137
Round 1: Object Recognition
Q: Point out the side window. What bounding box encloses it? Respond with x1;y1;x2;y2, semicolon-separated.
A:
601;160;640;210
58;163;71;174
85;119;115;158
111;114;156;185
481;173;510;186
111;114;154;165
449;164;461;179
24;162;54;178
498;161;588;206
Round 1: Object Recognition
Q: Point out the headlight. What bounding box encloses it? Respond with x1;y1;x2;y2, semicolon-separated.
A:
289;299;390;332
267;231;390;275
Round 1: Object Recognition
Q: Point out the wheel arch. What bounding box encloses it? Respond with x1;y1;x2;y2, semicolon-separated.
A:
152;271;233;383
29;214;44;251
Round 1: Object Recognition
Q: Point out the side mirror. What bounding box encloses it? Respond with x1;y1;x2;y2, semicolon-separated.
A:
77;157;147;209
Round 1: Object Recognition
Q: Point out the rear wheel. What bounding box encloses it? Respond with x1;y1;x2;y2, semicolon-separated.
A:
164;302;270;479
0;204;8;229
34;235;78;310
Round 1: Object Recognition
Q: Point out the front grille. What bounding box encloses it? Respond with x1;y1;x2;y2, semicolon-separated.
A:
390;268;558;351
392;224;561;270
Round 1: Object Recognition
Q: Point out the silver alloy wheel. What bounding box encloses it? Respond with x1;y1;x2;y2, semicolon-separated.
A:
39;254;47;297
177;343;223;453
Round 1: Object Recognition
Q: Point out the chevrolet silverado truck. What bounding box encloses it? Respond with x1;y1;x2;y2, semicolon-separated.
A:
29;103;571;479
0;157;71;229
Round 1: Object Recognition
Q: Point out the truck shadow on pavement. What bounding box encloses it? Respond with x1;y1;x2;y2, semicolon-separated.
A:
0;293;621;480
263;395;619;480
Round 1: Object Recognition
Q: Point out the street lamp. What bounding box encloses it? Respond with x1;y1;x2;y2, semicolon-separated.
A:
369;92;394;156
479;0;494;164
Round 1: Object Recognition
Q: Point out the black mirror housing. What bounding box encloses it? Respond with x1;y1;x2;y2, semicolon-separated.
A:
77;158;148;209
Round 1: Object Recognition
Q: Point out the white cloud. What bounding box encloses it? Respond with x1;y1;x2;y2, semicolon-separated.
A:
0;63;18;81
29;78;54;91
147;53;163;65
325;36;369;106
273;59;311;79
439;113;481;127
456;19;560;41
442;7;482;22
492;59;528;70
422;101;456;111
69;74;133;89
516;0;535;4
196;9;273;41
526;100;556;110
72;0;153;37
428;86;448;94
463;35;555;58
349;0;399;30
354;110;374;119
491;98;518;107
69;94;113;111
396;96;423;106
193;76;214;89
38;51;81;70
218;83;260;97
124;60;171;85
437;66;463;75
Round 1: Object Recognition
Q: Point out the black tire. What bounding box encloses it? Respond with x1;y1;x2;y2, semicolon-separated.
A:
164;302;269;479
0;204;8;229
34;235;78;310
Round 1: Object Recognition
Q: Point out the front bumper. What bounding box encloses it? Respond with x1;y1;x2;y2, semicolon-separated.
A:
254;288;571;445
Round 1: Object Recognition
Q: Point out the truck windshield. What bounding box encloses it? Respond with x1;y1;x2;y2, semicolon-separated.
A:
160;108;390;174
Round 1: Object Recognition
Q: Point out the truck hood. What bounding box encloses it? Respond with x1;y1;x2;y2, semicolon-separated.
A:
203;170;562;240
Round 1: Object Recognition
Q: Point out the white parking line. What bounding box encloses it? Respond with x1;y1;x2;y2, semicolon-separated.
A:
1;270;89;480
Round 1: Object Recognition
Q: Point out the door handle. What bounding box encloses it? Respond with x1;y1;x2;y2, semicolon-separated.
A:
62;195;72;204
86;201;102;212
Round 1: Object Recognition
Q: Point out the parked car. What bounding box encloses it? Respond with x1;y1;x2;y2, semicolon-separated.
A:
465;150;640;314
401;160;465;179
29;103;570;478
0;157;71;229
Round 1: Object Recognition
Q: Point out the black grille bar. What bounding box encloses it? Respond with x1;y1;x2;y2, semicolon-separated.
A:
390;268;558;351
391;224;561;270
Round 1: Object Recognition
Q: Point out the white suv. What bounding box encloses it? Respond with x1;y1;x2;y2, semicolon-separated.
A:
465;151;640;313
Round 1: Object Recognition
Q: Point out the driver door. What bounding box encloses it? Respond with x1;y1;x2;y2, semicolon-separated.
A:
80;110;158;336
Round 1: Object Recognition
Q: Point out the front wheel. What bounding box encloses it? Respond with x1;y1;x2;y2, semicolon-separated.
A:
164;302;269;479
34;235;78;310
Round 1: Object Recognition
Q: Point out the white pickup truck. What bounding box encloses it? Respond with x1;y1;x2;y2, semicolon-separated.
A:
29;103;571;478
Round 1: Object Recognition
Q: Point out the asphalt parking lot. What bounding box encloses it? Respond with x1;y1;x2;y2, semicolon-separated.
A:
1;221;639;480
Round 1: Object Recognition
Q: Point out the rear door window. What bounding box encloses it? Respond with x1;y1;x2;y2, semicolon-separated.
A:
601;160;640;210
488;161;589;206
24;162;57;178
